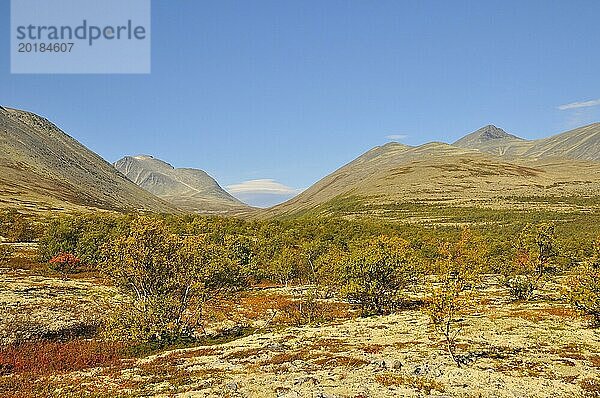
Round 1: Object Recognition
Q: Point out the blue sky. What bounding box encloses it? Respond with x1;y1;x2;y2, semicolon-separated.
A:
2;1;600;207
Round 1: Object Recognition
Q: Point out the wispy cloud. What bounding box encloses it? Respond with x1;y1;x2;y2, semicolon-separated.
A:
385;134;408;140
226;179;300;195
226;179;302;208
557;98;600;110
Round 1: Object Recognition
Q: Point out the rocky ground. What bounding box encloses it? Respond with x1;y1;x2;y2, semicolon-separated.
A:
1;257;599;398
114;302;599;398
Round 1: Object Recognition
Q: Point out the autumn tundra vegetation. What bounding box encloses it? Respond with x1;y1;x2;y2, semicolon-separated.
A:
1;208;600;396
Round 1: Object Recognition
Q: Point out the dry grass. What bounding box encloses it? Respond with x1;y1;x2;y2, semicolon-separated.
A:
0;337;224;397
145;347;220;368
542;307;577;318
589;355;600;368
260;352;306;366
494;358;549;378
308;338;352;353
548;344;587;361
0;339;135;398
0;270;598;397
510;310;546;322
360;344;386;354
393;340;421;350
2;254;102;282
313;355;369;368
580;378;600;398
206;290;354;327
2;256;50;276
224;347;262;360
0;374;134;398
492;306;577;323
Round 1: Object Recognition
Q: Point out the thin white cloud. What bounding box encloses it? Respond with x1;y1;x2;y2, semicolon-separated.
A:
385;134;408;140
226;179;303;208
558;98;600;110
226;179;300;195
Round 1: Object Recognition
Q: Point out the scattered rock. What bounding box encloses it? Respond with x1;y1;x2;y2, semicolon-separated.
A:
411;362;443;378
265;342;286;351
293;376;319;386
314;392;336;398
226;381;239;391
371;359;387;370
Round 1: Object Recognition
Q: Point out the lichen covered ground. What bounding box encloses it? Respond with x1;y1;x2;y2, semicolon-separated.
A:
1;259;599;397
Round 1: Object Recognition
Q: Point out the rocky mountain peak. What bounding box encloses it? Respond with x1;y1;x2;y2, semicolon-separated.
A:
475;125;511;140
453;125;524;148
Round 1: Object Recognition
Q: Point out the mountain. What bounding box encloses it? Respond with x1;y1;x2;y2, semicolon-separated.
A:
452;125;530;156
268;124;600;218
454;123;600;161
114;155;249;213
522;123;600;161
0;106;176;213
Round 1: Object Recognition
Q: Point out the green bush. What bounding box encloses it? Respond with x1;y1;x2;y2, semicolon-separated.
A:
0;209;37;242
38;214;129;266
567;265;600;327
502;224;558;301
38;216;81;262
504;275;534;301
332;235;419;316
102;217;247;343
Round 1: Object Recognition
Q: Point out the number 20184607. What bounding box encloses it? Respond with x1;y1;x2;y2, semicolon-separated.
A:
17;42;74;53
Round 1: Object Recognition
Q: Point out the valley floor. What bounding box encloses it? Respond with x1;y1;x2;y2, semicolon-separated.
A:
1;262;599;398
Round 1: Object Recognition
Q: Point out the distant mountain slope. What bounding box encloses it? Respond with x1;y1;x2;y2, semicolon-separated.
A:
114;155;249;213
0;106;176;213
523;123;600;161
454;123;600;161
268;136;600;217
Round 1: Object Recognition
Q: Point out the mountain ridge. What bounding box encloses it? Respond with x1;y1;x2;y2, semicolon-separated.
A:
114;155;249;213
2;105;599;218
0;107;177;213
267;122;600;217
453;123;600;161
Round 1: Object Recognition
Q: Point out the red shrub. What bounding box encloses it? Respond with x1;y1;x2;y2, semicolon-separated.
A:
0;340;126;376
48;253;81;276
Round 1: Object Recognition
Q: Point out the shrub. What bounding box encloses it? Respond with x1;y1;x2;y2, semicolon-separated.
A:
0;340;125;376
505;274;534;301
48;253;82;278
503;224;557;301
566;239;600;327
332;235;419;316
280;288;324;326
0;244;13;265
0;209;37;242
567;267;600;327
423;228;484;367
315;245;347;298
37;216;80;262
268;245;303;286
102;217;247;343
38;214;129;266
